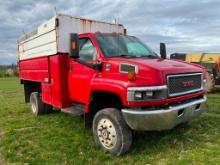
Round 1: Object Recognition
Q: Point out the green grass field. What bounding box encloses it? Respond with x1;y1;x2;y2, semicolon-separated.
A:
0;78;220;165
0;69;5;77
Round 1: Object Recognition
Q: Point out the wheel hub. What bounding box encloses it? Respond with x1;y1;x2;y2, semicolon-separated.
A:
31;98;37;113
97;118;117;149
101;128;109;138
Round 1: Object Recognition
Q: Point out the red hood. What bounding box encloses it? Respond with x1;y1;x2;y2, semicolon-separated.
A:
125;58;203;75
105;58;204;86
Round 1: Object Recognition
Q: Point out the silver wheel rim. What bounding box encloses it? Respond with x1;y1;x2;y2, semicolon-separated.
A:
97;118;117;149
31;98;37;114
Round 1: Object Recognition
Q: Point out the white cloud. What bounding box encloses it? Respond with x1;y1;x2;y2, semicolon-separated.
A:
0;0;220;64
0;50;16;57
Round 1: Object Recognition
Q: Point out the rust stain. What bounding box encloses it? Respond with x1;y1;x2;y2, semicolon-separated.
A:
80;19;95;33
80;19;87;32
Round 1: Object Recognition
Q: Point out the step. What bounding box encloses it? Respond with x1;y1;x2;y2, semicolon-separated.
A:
61;103;84;116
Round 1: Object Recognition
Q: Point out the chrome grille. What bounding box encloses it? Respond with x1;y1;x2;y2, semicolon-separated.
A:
167;73;203;97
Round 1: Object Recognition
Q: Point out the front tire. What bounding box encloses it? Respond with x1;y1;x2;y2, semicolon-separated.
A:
30;92;52;115
93;108;132;155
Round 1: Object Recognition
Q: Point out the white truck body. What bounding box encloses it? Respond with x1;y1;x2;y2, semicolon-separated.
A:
18;13;125;60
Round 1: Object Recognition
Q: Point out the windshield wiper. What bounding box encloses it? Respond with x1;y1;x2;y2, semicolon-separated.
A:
141;54;159;59
110;54;138;58
109;54;159;59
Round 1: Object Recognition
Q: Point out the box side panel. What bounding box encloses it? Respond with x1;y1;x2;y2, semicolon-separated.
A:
42;83;52;105
19;57;49;82
18;14;125;60
19;30;57;60
59;55;71;108
57;14;125;53
18;17;57;60
49;54;71;108
18;16;56;44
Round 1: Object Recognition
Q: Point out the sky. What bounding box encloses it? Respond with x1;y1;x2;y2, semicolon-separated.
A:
1;0;220;65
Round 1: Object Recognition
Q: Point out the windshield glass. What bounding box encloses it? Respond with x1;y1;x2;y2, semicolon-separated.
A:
95;33;158;58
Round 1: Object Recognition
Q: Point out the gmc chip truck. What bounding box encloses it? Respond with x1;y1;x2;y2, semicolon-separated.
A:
18;13;207;155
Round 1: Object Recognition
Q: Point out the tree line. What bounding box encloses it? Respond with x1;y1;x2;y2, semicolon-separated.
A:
0;65;18;77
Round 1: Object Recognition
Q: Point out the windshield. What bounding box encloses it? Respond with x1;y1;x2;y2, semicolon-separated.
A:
95;34;159;58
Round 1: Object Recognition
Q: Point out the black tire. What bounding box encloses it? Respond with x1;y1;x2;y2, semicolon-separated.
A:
30;92;52;115
93;108;132;155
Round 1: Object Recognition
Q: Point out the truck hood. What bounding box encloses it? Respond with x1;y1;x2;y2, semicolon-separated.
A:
128;58;203;74
107;58;204;86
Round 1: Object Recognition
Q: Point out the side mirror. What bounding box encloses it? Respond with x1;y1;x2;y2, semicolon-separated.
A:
69;33;79;58
160;43;167;59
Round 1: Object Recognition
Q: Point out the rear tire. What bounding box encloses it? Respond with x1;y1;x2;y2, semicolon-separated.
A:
30;92;52;115
93;108;132;155
205;71;215;92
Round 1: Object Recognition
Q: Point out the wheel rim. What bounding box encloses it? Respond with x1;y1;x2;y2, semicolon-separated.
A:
30;98;37;114
97;118;117;149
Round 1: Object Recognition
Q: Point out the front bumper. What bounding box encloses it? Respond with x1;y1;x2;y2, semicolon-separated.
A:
122;96;207;131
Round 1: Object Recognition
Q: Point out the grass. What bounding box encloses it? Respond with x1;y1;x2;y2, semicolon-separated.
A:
0;69;5;77
0;77;220;164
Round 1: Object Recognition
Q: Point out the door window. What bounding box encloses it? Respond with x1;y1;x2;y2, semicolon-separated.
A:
79;38;96;63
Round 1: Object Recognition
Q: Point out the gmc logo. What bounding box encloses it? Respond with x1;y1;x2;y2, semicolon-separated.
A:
182;80;194;88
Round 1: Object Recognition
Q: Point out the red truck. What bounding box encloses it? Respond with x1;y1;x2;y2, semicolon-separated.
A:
18;13;207;155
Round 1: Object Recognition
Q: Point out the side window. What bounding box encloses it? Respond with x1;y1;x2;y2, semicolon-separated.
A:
79;38;96;63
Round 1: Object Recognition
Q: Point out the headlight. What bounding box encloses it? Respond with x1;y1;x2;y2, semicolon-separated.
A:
127;85;167;102
134;91;154;100
146;91;154;97
134;91;144;100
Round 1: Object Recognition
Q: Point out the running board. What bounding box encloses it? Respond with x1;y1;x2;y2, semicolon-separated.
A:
61;103;84;116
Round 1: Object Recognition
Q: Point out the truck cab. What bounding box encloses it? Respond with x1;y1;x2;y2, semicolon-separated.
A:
18;14;207;155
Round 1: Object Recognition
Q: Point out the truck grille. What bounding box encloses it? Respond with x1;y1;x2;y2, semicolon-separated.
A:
167;73;202;97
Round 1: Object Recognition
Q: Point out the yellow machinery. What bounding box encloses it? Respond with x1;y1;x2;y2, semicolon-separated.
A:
186;53;220;64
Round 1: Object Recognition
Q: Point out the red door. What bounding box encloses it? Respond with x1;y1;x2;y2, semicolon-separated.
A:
68;37;97;104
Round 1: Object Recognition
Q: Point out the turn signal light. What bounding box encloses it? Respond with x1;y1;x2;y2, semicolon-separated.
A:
71;41;76;49
128;72;136;81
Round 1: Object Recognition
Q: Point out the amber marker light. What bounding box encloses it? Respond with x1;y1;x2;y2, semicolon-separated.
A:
71;40;76;50
128;72;136;81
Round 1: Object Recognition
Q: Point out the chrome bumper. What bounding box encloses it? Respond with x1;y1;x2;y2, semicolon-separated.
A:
122;96;207;131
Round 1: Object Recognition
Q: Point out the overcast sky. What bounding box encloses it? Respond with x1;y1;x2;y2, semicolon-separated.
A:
1;0;220;65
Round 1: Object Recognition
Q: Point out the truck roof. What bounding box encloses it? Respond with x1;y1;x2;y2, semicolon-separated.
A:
18;13;126;60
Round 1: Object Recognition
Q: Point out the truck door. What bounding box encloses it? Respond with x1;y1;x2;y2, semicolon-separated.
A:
68;37;97;104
